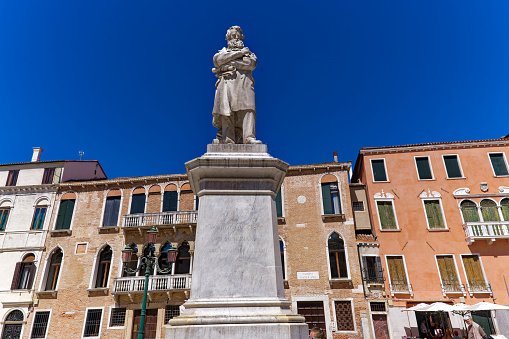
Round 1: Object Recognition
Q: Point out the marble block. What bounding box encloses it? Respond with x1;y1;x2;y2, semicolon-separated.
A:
166;144;308;339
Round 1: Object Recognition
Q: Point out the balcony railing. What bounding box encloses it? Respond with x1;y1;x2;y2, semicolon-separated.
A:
122;211;197;228
362;268;384;284
440;283;466;296
466;280;493;296
389;283;413;296
112;274;192;294
463;221;509;245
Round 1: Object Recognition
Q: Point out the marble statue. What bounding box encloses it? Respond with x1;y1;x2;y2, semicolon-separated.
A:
212;26;262;144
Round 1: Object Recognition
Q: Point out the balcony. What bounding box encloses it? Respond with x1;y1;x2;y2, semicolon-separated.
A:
112;274;192;295
466;281;493;296
463;221;509;245
389;283;413;296
440;283;466;296
122;211;197;229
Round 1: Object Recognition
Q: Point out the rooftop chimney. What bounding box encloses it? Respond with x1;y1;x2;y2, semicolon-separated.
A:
32;147;43;162
333;151;338;163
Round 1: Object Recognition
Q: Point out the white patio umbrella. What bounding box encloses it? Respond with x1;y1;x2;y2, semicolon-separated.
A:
467;302;509;311
404;303;430;311
450;303;469;312
421;302;455;312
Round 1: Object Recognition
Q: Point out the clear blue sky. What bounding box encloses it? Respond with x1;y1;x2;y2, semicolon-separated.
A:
1;1;509;178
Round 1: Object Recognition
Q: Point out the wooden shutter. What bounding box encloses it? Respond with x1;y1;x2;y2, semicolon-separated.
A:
27;263;37;289
103;196;121;226
321;183;333;215
131;194;146;214
10;262;22;290
361;256;368;280
437;256;459;285
480;200;500;222
461;201;480;222
275;190;283;218
375;256;384;283
387;257;407;286
377;201;396;229
462;255;484;286
424;200;445;229
490;154;509;176
416;157;432;179
60;199;75;230
443;155;462;178
371;160;387;181
55;200;68;230
163;191;178;212
53;168;62;184
501;199;509;221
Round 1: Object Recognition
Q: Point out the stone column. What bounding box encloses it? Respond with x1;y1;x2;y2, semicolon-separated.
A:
165;144;307;338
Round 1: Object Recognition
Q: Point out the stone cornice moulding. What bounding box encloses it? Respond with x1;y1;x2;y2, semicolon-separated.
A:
453;188;471;197
374;190;394;199
420;189;441;198
0;184;58;193
499;186;509;194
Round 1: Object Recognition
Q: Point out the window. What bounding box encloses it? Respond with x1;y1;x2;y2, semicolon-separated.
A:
328;233;347;278
386;256;409;292
163;185;178;212
103;191;121;227
95;246;112;288
443;155;463;178
362;256;384;283
297;301;326;331
30;311;50;338
321;175;341;215
275;190;283;218
501;199;509;221
480;199;500;222
109;308;126;327
436;255;461;292
0;208;10;230
370;302;386;312
462;255;488;292
371;159;388;182
175;242;191;274
83;309;103;337
31;207;47;230
55;193;76;230
415;156;433;180
376;201;397;229
165;306;180;324
3;310;24;339
11;254;36;290
6;170;19;186
352;202;364;211
461;200;480;223
130;188;146;214
489;153;509;176
41;168;55;185
423;200;446;229
123;244;138;277
158;243;173;274
334;301;354;331
44;249;62;291
280;239;286;280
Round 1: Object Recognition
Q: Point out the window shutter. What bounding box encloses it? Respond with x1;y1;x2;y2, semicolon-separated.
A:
416;157;432;179
424;200;445;229
481;201;500;222
55;200;68;230
490;154;509;176
275;190;283;218
321;183;333;215
131;194;146;214
371;160;387;181
163;191;178;212
27;263;36;289
501;199;509;221
61;199;75;230
375;256;384;282
444;156;462;178
377;201;396;229
10;262;22;290
461;201;480;222
361;256;368;280
103;197;121;226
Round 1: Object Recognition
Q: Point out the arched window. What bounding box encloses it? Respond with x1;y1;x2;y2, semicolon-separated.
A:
480;200;500;222
163;184;178;212
158;243;173;274
0;200;11;231
460;200;480;222
123;244;138;277
31;199;48;230
321;175;341;215
95;246;112;288
130;187;146;214
501;198;509;221
55;192;76;230
11;254;36;290
44;249;62;291
103;190;121;227
328;233;347;278
2;310;24;339
279;239;285;280
175;242;191;274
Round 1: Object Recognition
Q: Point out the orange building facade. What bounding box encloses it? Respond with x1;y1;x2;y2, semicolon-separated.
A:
352;137;509;338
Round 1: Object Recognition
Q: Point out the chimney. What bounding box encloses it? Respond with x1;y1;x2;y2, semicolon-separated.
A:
333;151;338;163
32;147;43;162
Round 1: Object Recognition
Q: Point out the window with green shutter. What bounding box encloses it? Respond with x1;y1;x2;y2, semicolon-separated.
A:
461;200;480;222
371;159;388;182
377;201;397;229
501;199;509;221
415;157;433;180
321;183;341;215
480;199;500;222
462;255;486;290
436;255;461;291
489;153;509;176
55;199;75;230
103;196;121;226
443;155;463;178
424;200;446;229
130;193;146;214
386;256;408;290
163;191;178;212
275;190;283;218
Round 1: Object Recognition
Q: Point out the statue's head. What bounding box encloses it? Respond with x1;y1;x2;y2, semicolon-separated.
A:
226;26;245;50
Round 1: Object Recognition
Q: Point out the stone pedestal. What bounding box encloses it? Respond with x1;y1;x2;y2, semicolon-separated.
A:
165;144;308;338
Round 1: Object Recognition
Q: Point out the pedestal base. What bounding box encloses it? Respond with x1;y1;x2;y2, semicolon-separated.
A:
165;323;309;339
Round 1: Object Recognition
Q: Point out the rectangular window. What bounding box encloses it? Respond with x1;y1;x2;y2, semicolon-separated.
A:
334;301;354;331
55;199;75;230
376;201;397;229
41;168;55;184
83;309;103;337
31;207;47;230
276;190;283;218
415;157;433;180
387;256;409;291
109;308;126;327
462;255;488;292
31;311;50;338
322;182;341;215
489;153;509;176
370;302;386;312
423;200;446;229
0;209;10;230
371;159;388;182
165;305;180;324
352;202;364;211
103;196;121;227
297;301;326;330
163;191;178;212
443;155;463;178
6;170;19;186
130;193;146;214
436;255;461;292
362;256;384;283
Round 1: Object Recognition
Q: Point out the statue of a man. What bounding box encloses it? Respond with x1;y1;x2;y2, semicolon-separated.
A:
212;26;261;144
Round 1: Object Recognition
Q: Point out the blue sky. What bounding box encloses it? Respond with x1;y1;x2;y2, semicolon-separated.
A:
1;1;509;178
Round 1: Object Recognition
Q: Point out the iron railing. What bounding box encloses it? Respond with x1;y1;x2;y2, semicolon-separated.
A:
390;283;413;296
440;283;466;296
362;267;384;284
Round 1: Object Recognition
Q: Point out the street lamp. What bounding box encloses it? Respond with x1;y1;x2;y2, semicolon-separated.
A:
122;227;178;339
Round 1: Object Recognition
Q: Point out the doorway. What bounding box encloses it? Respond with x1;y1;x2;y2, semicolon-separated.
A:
372;314;389;339
132;309;158;339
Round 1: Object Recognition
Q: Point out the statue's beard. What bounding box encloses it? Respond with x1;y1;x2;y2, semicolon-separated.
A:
227;39;244;50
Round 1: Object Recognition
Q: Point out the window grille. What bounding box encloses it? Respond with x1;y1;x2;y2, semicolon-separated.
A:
6;310;24;322
297;301;326;330
83;309;102;337
31;311;50;338
109;308;126;327
165;306;180;323
334;301;354;331
352;202;364;211
370;302;386;312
